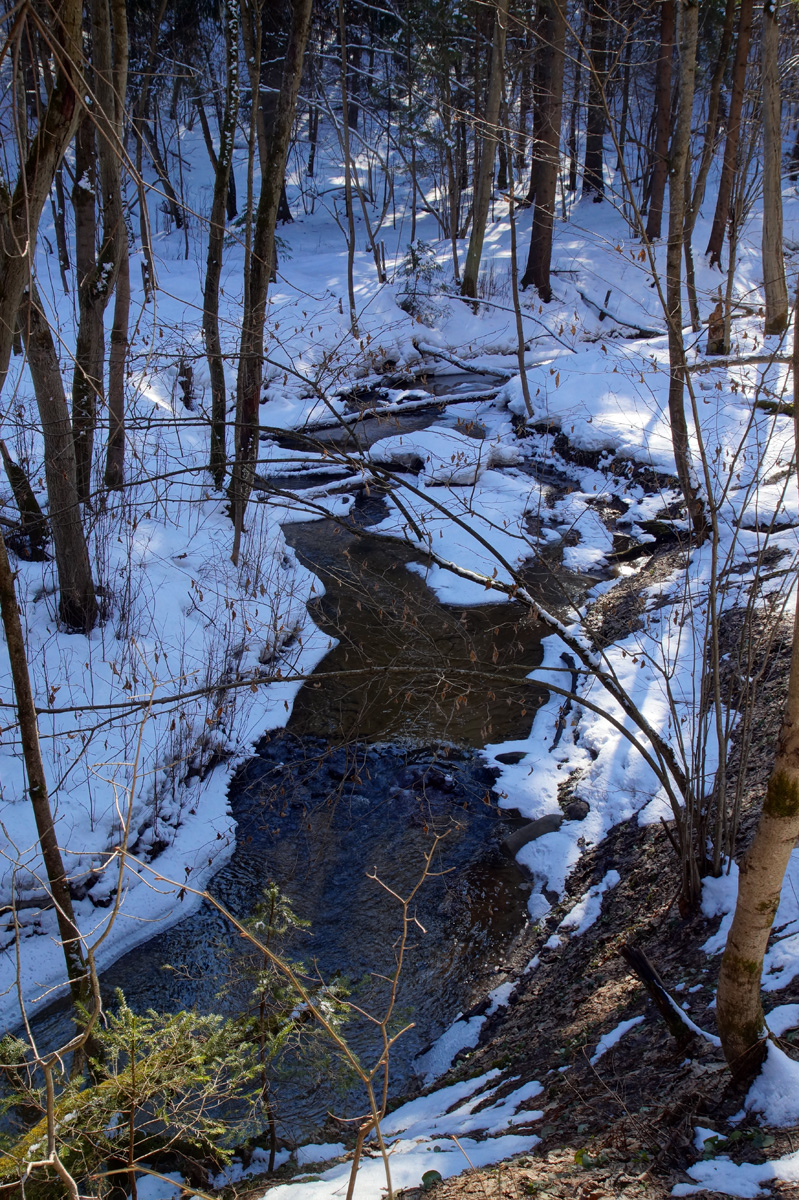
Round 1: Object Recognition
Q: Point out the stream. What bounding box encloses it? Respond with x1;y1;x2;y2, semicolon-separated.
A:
27;373;597;1141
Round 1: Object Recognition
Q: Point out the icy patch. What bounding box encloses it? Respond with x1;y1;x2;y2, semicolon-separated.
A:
589;1015;645;1064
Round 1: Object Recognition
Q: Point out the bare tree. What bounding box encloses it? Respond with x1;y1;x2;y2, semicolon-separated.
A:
705;0;753;266
761;0;788;334
520;0;566;300
229;0;314;565
665;0;706;537
645;0;674;240
715;284;799;1079
0;0;83;403
21;286;98;632
0;533;89;1009
461;0;510;299
205;0;240;488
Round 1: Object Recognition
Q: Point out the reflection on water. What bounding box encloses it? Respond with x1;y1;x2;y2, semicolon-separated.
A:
22;386;594;1143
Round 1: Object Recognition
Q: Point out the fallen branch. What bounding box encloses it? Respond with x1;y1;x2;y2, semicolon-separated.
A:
413;341;515;379
574;287;662;338
620;943;721;1050
688;352;792;370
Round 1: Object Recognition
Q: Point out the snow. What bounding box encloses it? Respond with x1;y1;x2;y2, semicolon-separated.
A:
764;1003;799;1036
258;1133;539;1200
415;1016;486;1085
295;1143;346;1166
694;1127;721;1153
673;1150;799;1198
559;869;620;936
745;1040;799;1127
237;1071;542;1200
7;126;794;1032
416;982;518;1084
701;855;799;990
589;1015;645;1064
3;65;799;1200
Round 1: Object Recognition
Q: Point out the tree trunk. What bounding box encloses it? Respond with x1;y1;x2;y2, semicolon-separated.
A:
72;0;128;502
616;27;632;169
645;0;675;240
761;0;788;335
521;0;566;300
682;0;736;327
103;0;130;491
337;0;359;335
22;287;98;632
205;0;240;489
132;0;168;300
0;532;89;1009
687;0;736;229
666;0;706;538
229;0;313;564
525;46;543;205
52;166;71;293
568;13;586;193
0;440;48;560
705;0;753;266
0;0;82;402
71;116;103;504
461;0;510;299
715;280;799;1081
582;0;607;200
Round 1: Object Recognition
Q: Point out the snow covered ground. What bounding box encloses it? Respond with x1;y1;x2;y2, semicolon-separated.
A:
2;106;799;1196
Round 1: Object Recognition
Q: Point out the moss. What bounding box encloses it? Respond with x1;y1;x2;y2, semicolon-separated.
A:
724;952;761;978
763;770;799;820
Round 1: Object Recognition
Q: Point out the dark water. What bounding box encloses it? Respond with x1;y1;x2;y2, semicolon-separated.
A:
23;380;591;1141
83;732;531;1134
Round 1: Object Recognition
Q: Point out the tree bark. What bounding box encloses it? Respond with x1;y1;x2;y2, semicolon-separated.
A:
102;0;130;491
229;0;313;563
666;0;706;538
683;0;736;327
205;0;240;489
716;281;799;1081
0;0;83;403
337;0;359;336
0;532;89;1009
72;0;128;500
645;0;675;241
705;0;753;266
521;0;566;300
22;288;98;632
582;0;607;200
568;12;586;193
461;0;510;299
71;116;103;504
761;0;788;335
